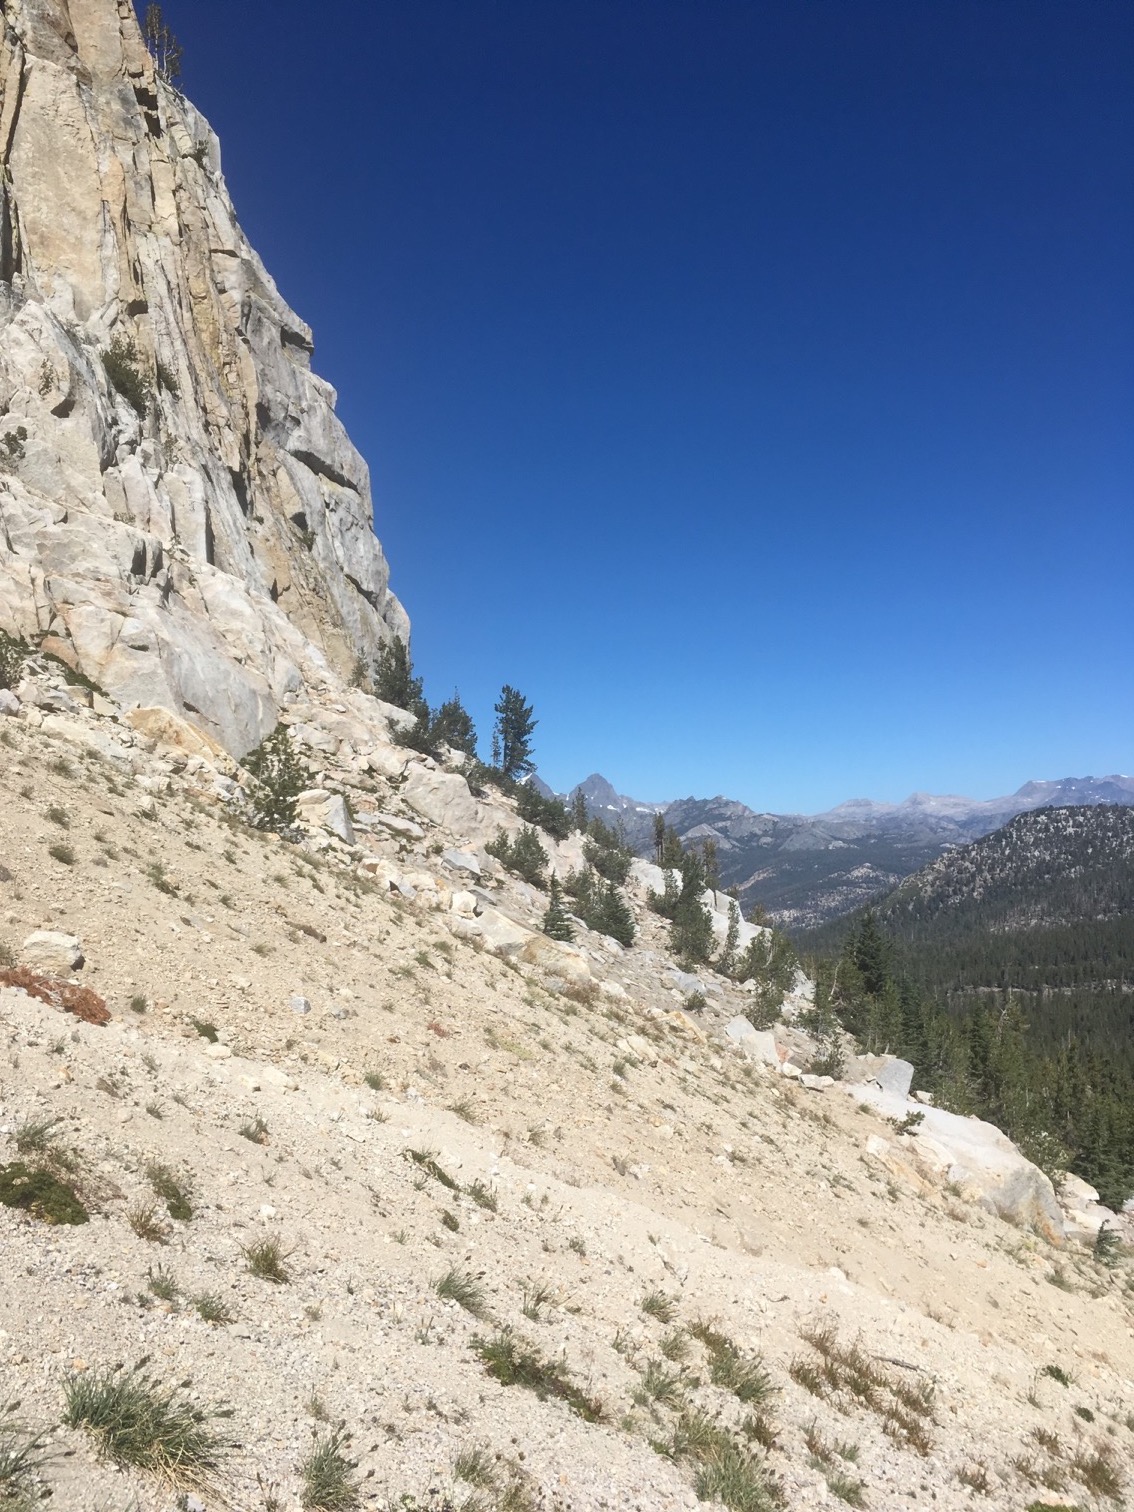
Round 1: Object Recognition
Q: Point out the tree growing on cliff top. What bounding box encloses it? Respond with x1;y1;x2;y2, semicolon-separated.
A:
143;4;183;83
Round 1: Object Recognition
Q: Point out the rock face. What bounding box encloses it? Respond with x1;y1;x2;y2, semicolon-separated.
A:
0;0;407;755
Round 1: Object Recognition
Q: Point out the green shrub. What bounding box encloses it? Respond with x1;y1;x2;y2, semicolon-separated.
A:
0;1161;87;1224
102;335;150;416
242;726;309;833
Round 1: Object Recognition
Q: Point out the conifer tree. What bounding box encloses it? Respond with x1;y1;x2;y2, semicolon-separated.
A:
542;876;575;942
374;637;426;714
492;685;537;781
653;812;666;865
242;726;309;833
429;692;478;757
571;789;589;832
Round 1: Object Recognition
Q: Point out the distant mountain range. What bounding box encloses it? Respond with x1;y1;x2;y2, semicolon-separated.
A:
564;772;1134;928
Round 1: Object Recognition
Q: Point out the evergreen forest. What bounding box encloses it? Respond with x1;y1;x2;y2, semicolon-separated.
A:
796;806;1134;1209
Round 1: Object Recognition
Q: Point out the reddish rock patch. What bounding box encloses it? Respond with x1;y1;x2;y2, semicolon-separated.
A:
0;966;111;1025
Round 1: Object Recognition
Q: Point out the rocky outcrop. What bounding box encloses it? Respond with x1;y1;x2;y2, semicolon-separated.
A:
0;0;406;755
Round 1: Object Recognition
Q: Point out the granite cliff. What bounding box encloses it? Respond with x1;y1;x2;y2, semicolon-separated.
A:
0;0;406;755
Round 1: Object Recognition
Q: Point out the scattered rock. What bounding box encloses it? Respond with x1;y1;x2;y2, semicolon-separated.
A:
21;930;84;973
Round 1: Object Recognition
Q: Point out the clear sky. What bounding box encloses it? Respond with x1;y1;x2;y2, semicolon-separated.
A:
160;0;1132;813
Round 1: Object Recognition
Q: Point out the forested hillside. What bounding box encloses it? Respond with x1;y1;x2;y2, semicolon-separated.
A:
796;807;1134;1208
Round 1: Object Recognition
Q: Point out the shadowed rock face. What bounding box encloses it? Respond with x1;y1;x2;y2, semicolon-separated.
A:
0;0;407;754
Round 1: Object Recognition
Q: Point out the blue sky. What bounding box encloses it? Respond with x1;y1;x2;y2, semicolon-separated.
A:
162;0;1132;813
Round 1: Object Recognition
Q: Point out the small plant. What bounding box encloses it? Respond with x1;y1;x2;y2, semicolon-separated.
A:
130;994;148;1013
435;1267;487;1317
63;1362;232;1486
127;1199;169;1243
660;1328;691;1363
102;334;150;415
0;1161;87;1224
405;1147;460;1191
448;1097;479;1124
146;1161;192;1220
146;861;178;896
637;1358;687;1411
147;1266;179;1302
641;1289;677;1324
239;1116;270;1145
45;804;69;828
521;1279;555;1322
957;1461;991;1493
466;1178;498;1212
47;841;76;866
241;1235;293;1284
1041;1364;1072;1387
189;1018;218;1042
298;1425;360;1511
454;1441;496;1487
13;1117;61;1157
0;1398;53;1507
193;1292;234;1326
363;1069;387;1091
440;1209;460;1232
471;1328;604;1422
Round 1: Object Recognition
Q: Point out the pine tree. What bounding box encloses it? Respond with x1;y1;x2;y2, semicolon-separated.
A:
492;685;537;781
571;789;589;833
428;692;477;757
702;836;720;890
598;881;635;947
542;876;575;942
143;3;182;83
374;637;426;714
653;812;666;865
719;898;741;977
242;726;309;833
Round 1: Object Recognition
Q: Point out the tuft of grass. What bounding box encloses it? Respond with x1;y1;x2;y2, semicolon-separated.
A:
448;1098;479;1124
145;861;178;897
147;1266;179;1302
192;1293;234;1326
241;1235;292;1284
521;1279;555;1322
465;1178;498;1212
127;1200;169;1243
45;805;69;828
299;1426;359;1511
440;1209;460;1232
687;1435;779;1512
405;1147;460;1191
47;841;75;866
637;1358;688;1411
146;1161;192;1221
130;994;148;1014
660;1328;691;1363
0;1399;53;1508
63;1363;231;1487
957;1461;991;1493
13;1117;61;1157
454;1442;495;1487
362;1070;387;1091
1069;1446;1121;1499
189;1018;218;1042
1041;1364;1072;1387
239;1116;270;1145
471;1328;604;1422
435;1267;488;1317
641;1289;677;1324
